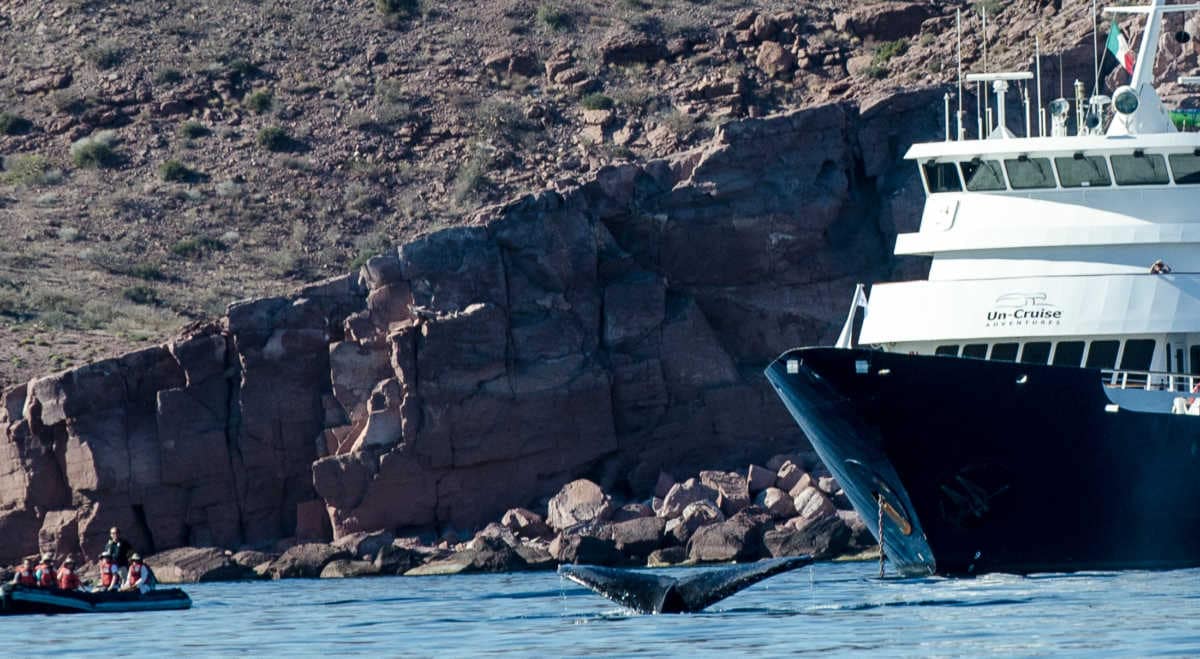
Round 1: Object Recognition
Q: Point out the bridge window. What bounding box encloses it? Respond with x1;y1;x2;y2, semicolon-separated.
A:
1119;339;1156;371
934;344;960;356
923;162;963;193
1004;157;1055;189
1168;153;1200;184
962;344;988;359
990;343;1019;362
1111;152;1170;186
1019;341;1052;364
961;159;1006;191
1052;341;1085;367
1085;340;1120;369
1055;155;1111;188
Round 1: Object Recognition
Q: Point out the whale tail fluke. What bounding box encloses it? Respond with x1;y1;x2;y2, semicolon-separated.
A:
558;556;814;614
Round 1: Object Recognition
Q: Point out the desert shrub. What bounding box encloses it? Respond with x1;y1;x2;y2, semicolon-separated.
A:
178;121;210;138
70;131;120;168
863;63;889;79
171;236;227;258
873;39;908;66
1;155;63;186
159;159;198;182
580;93;615;111
122;285;160;306
0;112;32;135
475;98;532;143
128;263;166;281
973;0;1003;15
85;41;126;69
154;68;184;84
376;0;419;15
57;227;82;242
245;89;273;113
452;147;492;205
257;126;295;152
536;3;572;31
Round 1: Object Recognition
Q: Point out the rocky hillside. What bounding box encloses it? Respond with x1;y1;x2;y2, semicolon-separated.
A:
0;0;1124;389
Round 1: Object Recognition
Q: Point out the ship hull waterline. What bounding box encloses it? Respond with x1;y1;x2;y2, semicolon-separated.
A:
765;347;1200;577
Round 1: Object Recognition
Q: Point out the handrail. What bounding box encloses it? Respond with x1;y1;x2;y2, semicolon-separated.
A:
1099;368;1200;392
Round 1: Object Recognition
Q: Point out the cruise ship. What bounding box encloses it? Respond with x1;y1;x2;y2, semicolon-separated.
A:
766;0;1200;576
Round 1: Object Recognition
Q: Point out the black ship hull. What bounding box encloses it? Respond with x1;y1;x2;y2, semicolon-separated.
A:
765;347;1200;576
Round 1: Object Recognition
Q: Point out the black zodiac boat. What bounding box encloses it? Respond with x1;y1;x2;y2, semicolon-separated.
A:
0;584;192;615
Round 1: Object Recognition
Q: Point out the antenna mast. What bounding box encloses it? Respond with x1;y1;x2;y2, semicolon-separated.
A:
957;8;964;140
1036;33;1044;136
1092;0;1101;93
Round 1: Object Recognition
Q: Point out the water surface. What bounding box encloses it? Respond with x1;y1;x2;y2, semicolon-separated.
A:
12;562;1200;656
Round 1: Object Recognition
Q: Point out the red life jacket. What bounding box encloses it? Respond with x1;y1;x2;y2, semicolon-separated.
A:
35;564;56;588
56;566;80;590
127;562;144;585
15;568;36;587
99;560;116;587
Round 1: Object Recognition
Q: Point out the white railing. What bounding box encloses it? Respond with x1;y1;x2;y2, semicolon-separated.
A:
1100;369;1200;392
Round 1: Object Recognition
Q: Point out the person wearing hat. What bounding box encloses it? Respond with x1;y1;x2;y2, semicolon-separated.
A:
34;554;56;588
93;550;121;592
121;553;156;595
56;557;81;591
11;557;37;587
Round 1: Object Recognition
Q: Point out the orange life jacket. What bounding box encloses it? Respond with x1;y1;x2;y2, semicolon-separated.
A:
35;563;56;588
127;562;145;585
15;568;36;587
56;566;80;590
99;560;116;588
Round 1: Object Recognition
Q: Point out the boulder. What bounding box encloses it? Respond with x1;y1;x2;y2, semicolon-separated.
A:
146;547;257;583
610;516;665;558
404;536;531;575
547;479;612;531
549;533;622;566
374;542;418;575
756;41;795;78
320;559;380;578
755;487;796;519
646;546;688;567
669;500;724;544
838;510;876;551
332;530;395;560
793;486;836;521
501;508;552;539
231;550;276;570
775;461;805;491
834;2;938;42
38;510;80;560
267;543;351;579
610;502;653;522
765;513;851;560
746;464;774;494
599;30;667;65
686;507;771;563
699;470;750;517
653;472;675;499
816;475;839;495
658;478;719;518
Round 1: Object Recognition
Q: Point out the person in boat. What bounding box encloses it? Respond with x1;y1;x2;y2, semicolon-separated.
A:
56;557;81;591
121;554;156;594
93;550;121;592
11;558;37;586
34;554;57;588
104;526;133;581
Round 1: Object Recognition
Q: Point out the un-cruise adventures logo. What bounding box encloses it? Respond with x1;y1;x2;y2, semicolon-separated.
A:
984;292;1063;328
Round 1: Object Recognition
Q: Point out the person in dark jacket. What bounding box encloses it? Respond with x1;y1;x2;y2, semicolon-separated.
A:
103;526;134;582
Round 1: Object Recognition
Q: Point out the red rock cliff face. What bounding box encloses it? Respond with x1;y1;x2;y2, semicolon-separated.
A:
0;91;940;561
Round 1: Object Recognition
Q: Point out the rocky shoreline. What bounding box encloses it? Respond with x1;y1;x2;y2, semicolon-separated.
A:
3;452;874;584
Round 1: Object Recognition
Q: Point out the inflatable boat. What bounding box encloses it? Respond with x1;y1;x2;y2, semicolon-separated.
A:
0;584;191;615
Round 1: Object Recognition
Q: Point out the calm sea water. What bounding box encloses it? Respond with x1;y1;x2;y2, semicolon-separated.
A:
8;561;1199;656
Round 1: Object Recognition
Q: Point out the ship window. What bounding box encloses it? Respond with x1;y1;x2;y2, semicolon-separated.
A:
990;343;1019;362
1004;157;1055;189
934;344;960;356
1019;341;1052;364
962;343;988;359
1052;341;1085;366
961;159;1007;191
1085;340;1120;369
1191;346;1200;374
1111;153;1170;186
1168;153;1200;183
1120;339;1156;371
1055;155;1111;188
923;162;963;193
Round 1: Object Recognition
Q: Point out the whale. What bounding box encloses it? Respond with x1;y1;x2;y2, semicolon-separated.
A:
558;555;814;614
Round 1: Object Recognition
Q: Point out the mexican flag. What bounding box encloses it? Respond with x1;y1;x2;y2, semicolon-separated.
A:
1106;21;1135;75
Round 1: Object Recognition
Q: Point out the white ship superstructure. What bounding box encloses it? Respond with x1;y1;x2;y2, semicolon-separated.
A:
860;0;1200;392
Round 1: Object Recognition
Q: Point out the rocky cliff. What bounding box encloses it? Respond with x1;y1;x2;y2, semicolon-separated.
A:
0;85;941;563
